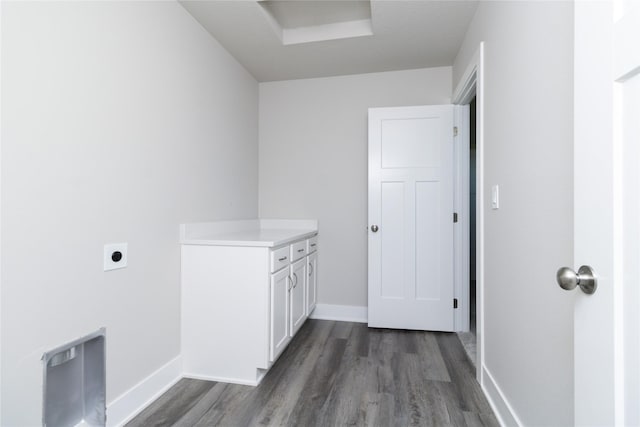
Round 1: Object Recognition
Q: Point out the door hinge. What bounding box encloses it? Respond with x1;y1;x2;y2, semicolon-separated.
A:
453;212;458;223
453;298;458;309
453;126;458;137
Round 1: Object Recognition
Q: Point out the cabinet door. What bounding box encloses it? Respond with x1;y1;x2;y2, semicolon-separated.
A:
290;258;306;336
307;251;318;314
270;267;291;362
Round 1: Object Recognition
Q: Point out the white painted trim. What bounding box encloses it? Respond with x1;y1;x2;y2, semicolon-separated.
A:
309;304;368;323
182;372;264;387
282;19;373;45
453;105;470;333
453;42;485;381
453;48;480;105
482;365;523;427
0;0;3;420
106;356;182;427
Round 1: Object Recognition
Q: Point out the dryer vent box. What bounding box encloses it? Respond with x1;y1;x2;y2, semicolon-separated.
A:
42;328;106;427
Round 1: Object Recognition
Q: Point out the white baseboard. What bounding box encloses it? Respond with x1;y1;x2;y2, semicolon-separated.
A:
309;304;368;323
481;365;522;427
107;356;182;427
182;372;262;387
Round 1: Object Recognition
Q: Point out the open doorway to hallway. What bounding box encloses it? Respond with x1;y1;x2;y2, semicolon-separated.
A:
469;97;477;338
458;96;477;366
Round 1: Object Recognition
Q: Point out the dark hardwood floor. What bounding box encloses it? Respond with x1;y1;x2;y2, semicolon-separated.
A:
126;320;498;426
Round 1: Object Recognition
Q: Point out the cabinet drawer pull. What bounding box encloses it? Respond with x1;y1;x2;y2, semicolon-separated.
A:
310;243;316;247
297;249;304;253
278;256;287;262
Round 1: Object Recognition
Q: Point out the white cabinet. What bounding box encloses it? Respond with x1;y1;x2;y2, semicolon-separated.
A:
270;267;291;362
306;234;318;315
271;245;290;272
307;235;318;254
289;258;307;336
290;240;307;261
270;252;308;361
180;219;318;386
307;250;318;314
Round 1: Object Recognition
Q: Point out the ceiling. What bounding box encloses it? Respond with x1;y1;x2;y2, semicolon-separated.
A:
179;0;479;82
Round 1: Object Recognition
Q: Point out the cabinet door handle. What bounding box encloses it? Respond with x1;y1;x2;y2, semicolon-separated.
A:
278;256;287;262
309;262;313;277
293;272;298;288
287;276;293;291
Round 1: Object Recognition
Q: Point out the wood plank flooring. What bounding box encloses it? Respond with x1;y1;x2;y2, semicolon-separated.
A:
126;320;498;427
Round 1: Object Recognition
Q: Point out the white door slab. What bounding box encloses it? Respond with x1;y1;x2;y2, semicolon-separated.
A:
573;0;640;424
368;105;455;331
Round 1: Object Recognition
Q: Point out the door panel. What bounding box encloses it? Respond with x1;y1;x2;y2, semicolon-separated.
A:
381;118;441;169
617;4;640;423
270;267;290;362
622;75;640;425
307;251;318;314
416;180;441;300
380;181;405;298
368;105;454;331
290;259;306;336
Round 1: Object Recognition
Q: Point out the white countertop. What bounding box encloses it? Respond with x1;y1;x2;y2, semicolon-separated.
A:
180;219;318;248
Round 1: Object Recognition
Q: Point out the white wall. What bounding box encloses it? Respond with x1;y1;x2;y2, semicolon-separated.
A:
259;67;451;308
453;2;575;425
0;2;258;425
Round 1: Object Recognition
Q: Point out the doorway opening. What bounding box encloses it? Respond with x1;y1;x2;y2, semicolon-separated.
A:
469;97;477;338
456;97;477;366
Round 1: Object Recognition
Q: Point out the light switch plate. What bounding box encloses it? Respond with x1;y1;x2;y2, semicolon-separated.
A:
491;185;500;210
104;243;128;271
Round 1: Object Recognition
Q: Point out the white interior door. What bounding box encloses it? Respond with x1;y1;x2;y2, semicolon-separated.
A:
616;5;640;423
573;1;640;424
368;105;454;331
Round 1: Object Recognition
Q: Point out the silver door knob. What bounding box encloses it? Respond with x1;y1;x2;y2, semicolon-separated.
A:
371;225;379;232
556;265;597;294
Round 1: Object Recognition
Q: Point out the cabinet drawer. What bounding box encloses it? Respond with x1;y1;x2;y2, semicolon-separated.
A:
307;235;318;253
270;245;290;272
290;240;307;261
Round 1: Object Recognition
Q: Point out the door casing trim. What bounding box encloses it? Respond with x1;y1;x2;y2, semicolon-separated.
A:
452;42;485;382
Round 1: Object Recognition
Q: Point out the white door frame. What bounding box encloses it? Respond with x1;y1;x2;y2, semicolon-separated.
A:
453;105;469;333
453;42;485;380
0;1;4;420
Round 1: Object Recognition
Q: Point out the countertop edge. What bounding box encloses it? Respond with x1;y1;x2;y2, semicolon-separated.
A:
180;230;318;248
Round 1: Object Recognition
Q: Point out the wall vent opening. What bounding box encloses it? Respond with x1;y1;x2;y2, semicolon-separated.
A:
42;328;106;427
